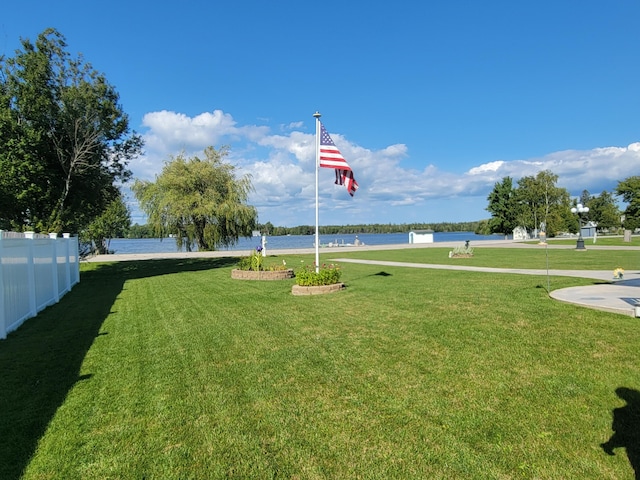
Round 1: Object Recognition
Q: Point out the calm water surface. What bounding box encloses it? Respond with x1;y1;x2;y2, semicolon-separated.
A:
108;232;504;254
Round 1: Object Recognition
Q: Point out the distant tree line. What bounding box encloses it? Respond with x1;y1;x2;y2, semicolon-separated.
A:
126;220;488;239
255;221;485;236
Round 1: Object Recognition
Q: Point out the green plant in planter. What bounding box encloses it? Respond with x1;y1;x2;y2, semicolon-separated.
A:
295;262;341;286
451;245;474;257
237;248;290;272
237;246;265;271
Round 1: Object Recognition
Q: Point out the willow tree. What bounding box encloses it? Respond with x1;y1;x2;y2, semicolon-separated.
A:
133;146;257;251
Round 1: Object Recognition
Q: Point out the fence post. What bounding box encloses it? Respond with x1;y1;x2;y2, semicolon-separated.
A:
72;236;80;285
0;231;6;340
24;232;38;318
49;233;60;303
63;233;71;293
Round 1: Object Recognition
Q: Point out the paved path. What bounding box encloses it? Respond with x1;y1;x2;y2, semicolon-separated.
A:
84;239;640;318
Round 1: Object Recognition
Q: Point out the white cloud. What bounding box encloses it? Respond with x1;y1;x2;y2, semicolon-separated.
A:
128;110;640;226
283;121;304;130
142;110;236;151
468;160;505;175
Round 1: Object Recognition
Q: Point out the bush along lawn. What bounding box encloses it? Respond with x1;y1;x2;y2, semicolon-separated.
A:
1;251;639;479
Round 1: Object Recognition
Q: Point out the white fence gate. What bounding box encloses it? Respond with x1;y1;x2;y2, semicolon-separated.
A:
0;231;80;340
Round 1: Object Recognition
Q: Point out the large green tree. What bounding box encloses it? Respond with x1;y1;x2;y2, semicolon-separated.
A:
615;176;640;230
132;146;258;251
485;176;519;235
0;28;142;233
515;170;570;236
486;170;573;237
83;194;131;254
584;190;620;231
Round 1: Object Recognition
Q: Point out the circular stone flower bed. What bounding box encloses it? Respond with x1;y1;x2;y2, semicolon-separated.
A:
291;283;345;295
231;269;294;280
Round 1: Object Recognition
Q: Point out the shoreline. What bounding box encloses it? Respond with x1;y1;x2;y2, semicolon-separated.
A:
84;238;519;262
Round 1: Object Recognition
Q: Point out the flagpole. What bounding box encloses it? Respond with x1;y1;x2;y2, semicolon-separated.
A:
313;111;321;273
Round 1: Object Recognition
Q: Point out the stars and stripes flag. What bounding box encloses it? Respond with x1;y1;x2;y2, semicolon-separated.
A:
319;123;358;196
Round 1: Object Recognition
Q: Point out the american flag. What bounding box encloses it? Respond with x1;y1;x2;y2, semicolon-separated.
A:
319;123;358;197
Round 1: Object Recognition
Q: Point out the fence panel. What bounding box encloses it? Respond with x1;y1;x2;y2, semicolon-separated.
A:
0;231;80;340
56;238;69;297
0;238;32;335
33;237;56;311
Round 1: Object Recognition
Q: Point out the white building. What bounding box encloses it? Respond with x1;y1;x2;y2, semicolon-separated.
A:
409;230;434;244
512;226;529;240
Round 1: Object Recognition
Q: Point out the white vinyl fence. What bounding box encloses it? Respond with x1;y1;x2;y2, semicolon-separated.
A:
0;231;80;340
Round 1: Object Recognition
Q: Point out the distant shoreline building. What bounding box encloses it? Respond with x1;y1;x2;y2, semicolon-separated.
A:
408;229;434;244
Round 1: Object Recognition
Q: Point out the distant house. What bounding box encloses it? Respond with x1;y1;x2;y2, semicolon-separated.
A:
409;230;434;244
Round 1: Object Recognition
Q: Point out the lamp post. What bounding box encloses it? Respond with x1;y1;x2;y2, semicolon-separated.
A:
570;203;589;250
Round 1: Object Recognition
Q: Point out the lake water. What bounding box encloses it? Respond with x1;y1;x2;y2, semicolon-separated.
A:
108;232;505;254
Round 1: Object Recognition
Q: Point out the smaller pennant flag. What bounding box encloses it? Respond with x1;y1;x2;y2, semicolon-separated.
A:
319;123;358;196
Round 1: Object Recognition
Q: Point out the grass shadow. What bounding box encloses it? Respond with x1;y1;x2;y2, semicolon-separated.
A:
0;257;236;479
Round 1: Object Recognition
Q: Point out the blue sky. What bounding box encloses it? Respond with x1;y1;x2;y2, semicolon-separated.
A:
2;1;639;227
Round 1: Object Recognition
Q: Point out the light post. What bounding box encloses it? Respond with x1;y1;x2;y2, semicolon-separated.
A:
570;203;589;250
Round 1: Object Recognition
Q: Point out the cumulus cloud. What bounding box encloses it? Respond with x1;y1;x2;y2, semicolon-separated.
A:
461;143;640;195
468;161;505;175
128;110;640;225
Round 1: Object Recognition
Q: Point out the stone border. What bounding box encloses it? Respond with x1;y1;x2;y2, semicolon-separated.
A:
291;283;345;296
231;269;294;280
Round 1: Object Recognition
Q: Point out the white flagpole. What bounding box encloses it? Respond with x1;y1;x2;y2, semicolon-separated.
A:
313;111;321;273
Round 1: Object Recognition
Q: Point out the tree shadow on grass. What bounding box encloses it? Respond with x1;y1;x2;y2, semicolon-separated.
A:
0;257;236;480
601;387;640;479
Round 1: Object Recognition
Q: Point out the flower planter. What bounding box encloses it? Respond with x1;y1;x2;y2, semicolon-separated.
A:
231;269;294;280
291;283;345;296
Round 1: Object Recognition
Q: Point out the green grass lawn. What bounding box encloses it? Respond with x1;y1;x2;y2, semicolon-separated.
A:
529;235;640;247
1;249;639;479
330;245;639;272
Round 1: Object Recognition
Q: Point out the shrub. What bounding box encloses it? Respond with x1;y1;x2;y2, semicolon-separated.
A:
295;263;341;286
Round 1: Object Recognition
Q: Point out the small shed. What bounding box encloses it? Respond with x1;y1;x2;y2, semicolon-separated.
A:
409;229;434;244
581;221;597;238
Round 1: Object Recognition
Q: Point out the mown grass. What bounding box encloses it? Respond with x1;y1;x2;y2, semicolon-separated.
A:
1;248;639;479
529;235;640;247
331;245;639;271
